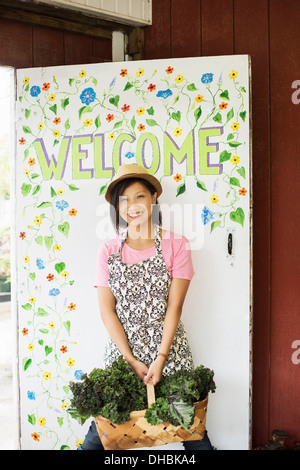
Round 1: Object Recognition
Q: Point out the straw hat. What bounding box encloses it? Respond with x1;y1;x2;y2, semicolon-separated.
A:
105;164;162;203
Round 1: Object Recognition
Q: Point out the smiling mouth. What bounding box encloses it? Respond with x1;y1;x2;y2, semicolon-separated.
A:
128;211;143;219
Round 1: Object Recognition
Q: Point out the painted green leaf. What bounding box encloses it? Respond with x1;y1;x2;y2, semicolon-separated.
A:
25;109;31;119
227;133;234;141
109;95;120;108
241;86;247;93
230;207;245;227
196;179;207;191
23;358;32;371
28;414;36;425
113;121;122;129
60;445;70;450
219;90;229;100
64;118;70;130
29;273;36;281
146;106;154;115
32;185;41;195
176;182;186;197
187;83;198;91
219;150;231;163
58;221;70;237
57;417;64;428
213;112;222;123
228;141;242;148
63;321;71;336
210;220;221;232
171;111;181;123
37;308;49;316
55;262;65;275
99;184;107;195
95;115;101;128
39;328;49;334
51;186;57;197
44;236;53;250
240;110;247;122
49;104;57;115
237;166;246;179
229;177;240;187
68;183;80;191
45;345;53;357
22;303;32;310
131;115;136;131
92;77;97;86
22;125;32;134
34;236;43;246
61;98;69;110
124;81;133;91
78;106;92;119
37;201;52;208
146;119;158;127
226;108;234;123
194;106;202;122
21;183;32;196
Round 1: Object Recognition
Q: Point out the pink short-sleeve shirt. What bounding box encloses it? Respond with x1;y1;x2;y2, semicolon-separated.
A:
94;230;194;288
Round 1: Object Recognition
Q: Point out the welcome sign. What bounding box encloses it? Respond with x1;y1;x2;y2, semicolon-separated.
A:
15;55;251;449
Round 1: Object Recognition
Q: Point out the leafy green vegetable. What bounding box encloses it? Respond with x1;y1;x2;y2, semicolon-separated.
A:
68;356;216;429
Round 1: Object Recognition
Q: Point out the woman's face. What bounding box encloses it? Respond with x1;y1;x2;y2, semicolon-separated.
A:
118;181;157;229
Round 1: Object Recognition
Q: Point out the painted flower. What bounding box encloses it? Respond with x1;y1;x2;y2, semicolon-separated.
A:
195;94;204;103
83;118;93;127
27;391;36;400
69;208;77;216
22;328;28;336
28;343;34;351
19;232;26;239
54;244;61;251
30;85;41;97
60;345;67;354
166;66;174;74
156;89;173;99
174;173;182;182
68;303;76;310
239;187;247;196
48;94;56;101
136;107;145;115
121;104;130;112
136;68;144;77
229;70;238;79
80;87;96;105
147;83;156;92
28;297;36;304
38;122;43;130
23;169;30;176
108;133;116;140
74;370;84;380
76;440;84;448
56;200;69;211
106;113;114;122
57;189;65;195
43;372;51;380
42;83;50;91
219;102;228;110
175;75;184;83
120;69;127;77
23;77;29;85
201;73;213;84
53;117;61;125
210;194;219;204
31;432;40;442
36;258;45;269
137;124;145;131
125;151;135;159
173;127;182;137
34;216;42;226
230;155;240;164
49;288;60;297
28;158;35;166
231;122;240;131
53;130;60;138
201;206;214;225
19;137;26;145
67;358;75;367
61;270;69;279
61;401;69;409
49;322;55;329
38;417;46;426
47;273;54;281
24;255;30;263
79;70;86;78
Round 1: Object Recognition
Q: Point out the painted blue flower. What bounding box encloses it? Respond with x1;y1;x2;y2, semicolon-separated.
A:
36;258;45;269
156;89;173;99
74;370;84;380
109;77;116;88
30;85;41;97
201;73;214;85
49;288;60;297
125;151;135;159
27;391;36;400
201;206;214;225
56;200;69;211
80;87;96;105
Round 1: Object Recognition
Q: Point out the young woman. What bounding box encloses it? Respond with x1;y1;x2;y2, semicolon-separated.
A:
79;164;213;450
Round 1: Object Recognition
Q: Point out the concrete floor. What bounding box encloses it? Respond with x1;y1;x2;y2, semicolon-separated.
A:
0;302;15;450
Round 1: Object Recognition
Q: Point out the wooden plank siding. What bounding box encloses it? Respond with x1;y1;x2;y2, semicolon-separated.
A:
144;0;300;448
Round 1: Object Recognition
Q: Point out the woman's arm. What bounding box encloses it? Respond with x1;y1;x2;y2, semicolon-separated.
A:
97;286;149;380
144;278;191;385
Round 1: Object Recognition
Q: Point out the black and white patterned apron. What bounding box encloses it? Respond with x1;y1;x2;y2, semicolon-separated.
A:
104;224;194;376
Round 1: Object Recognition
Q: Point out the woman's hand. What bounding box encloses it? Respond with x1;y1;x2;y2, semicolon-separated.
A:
144;356;166;386
128;357;149;381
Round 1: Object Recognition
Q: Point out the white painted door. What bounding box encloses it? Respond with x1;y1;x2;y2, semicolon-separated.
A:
14;55;251;450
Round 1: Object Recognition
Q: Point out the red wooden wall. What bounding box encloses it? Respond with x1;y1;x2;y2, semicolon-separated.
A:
0;0;299;449
144;0;300;448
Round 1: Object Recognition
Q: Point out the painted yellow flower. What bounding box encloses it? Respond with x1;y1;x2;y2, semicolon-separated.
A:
34;216;42;226
231;122;240;131
230;155;240;165
79;70;86;78
49;322;55;329
23;77;29;85
108;133;116;140
229;70;238;79
28;297;36;304
76;440;83;448
136;107;145;115
53;130;60;138
28;158;35;166
136;68;144;77
175;74;184;83
49;94;56;101
38;417;46;426
28;343;34;351
43;371;51;380
23;169;30;176
210;194;219;204
83;119;93;127
61;401;69;409
24;255;30;263
57;188;65;195
38;122;43;130
61;270;69;279
67;358;75;367
173;127;182;137
195;94;204;102
54;244;61;251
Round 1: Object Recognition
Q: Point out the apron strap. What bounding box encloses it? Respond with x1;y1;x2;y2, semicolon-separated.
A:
117;224;162;260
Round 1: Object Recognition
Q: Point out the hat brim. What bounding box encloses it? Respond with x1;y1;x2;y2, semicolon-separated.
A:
105;172;162;203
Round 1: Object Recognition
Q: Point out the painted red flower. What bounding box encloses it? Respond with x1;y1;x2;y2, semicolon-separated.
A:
53;117;61;125
239;188;247;196
166;66;174;74
19;137;26;145
47;273;54;281
137;124;145;131
19;232;26;239
22;328;28;336
60;345;68;354
121;104;130;112
106;114;114;122
120;69;127;77
42;83;50;91
147;83;156;92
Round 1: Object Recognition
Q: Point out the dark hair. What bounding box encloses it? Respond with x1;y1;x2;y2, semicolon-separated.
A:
109;177;162;234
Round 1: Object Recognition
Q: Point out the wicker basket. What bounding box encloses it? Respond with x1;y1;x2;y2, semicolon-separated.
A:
95;381;208;450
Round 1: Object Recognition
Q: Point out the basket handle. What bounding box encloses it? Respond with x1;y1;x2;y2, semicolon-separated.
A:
146;379;156;408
